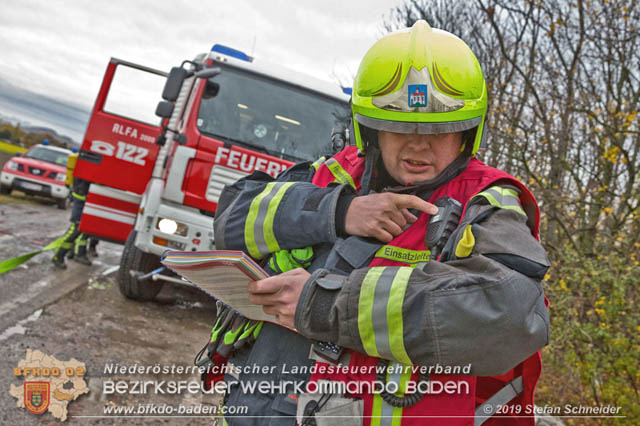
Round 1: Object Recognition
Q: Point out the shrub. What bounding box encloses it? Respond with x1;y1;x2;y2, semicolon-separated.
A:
536;246;639;425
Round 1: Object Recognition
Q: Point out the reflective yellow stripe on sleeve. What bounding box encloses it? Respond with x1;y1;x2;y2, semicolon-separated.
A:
358;267;413;364
474;186;526;216
358;267;385;358
244;182;295;259
71;192;86;201
386;268;412;364
325;158;356;190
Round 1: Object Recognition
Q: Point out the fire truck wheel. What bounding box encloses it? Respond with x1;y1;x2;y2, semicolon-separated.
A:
118;231;164;301
0;184;10;195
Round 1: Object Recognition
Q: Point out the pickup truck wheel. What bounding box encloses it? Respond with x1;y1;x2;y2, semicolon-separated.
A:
0;184;10;195
56;196;70;210
118;231;164;301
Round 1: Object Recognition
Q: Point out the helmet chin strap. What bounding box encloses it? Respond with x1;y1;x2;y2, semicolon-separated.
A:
359;126;474;196
359;146;380;195
385;153;471;195
381;140;474;195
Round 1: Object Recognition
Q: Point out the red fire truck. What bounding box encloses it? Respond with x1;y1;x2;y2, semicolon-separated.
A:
73;45;350;300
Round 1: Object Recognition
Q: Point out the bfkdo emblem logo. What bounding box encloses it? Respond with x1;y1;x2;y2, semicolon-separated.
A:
408;84;427;107
24;381;50;415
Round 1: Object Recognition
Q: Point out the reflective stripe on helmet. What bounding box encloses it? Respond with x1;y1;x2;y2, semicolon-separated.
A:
357;114;481;135
371;65;465;113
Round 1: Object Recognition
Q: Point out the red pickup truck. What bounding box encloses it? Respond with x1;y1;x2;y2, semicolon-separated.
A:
1;143;71;209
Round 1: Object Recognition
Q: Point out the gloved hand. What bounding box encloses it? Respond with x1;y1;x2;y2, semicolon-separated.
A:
207;302;265;358
268;246;315;273
233;320;264;350
207;303;235;354
198;303;267;391
216;314;247;357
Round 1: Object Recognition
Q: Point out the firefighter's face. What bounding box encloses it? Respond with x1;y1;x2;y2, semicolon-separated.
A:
378;131;463;185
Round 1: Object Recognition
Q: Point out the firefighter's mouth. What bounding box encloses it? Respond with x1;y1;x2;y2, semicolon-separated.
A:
403;159;430;166
402;159;432;173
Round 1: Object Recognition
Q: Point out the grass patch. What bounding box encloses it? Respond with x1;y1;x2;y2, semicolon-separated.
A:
0;191;54;206
0;194;31;204
0;140;27;155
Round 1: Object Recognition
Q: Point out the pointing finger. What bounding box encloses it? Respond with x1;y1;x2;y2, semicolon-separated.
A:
393;194;438;215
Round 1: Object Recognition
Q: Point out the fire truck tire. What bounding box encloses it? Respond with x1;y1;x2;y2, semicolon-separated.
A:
0;184;10;195
118;231;164;301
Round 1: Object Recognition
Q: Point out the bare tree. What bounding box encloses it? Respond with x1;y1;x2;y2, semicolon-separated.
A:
386;0;640;256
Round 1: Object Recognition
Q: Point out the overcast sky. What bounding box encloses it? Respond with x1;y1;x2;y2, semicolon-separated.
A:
0;0;405;111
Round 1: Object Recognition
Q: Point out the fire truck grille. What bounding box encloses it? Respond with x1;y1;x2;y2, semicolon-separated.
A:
206;165;249;203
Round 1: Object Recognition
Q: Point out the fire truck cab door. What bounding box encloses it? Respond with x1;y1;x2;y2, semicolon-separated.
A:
74;58;167;242
75;58;166;193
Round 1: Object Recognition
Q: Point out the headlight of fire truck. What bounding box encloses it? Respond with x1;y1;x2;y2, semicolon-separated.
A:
55;173;66;182
156;218;189;236
7;161;18;171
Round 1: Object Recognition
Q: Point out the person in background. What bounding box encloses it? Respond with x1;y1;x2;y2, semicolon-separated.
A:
52;147;97;268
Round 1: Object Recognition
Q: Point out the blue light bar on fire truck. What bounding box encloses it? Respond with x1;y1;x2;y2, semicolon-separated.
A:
211;44;253;62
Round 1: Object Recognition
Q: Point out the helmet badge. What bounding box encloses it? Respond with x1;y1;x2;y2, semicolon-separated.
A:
408;85;428;107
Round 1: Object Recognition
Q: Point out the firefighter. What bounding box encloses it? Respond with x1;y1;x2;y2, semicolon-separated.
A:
208;20;550;425
52;149;95;268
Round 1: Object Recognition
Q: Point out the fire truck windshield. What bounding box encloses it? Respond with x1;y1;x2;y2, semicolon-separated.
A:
196;65;350;163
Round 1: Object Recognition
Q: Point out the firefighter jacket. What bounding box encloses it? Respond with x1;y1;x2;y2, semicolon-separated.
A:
213;146;550;426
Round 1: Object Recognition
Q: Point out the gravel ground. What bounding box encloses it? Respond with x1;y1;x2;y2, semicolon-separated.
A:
0;196;221;425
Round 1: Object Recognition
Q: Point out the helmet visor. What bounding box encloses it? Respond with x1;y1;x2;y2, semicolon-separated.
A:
356;114;481;135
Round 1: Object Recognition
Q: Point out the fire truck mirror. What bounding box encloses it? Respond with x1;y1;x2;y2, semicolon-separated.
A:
155;101;174;119
162;67;188;102
195;67;221;80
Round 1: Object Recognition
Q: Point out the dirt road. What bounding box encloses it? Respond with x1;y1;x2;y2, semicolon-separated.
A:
0;195;220;424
